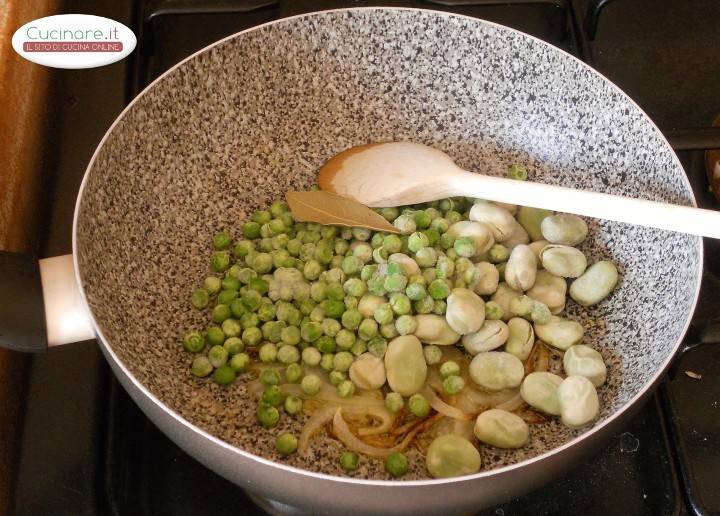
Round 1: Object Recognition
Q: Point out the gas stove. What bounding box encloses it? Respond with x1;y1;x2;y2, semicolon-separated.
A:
12;1;720;514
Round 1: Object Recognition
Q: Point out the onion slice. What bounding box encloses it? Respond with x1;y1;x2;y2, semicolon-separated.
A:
280;383;385;408
494;393;524;411
332;408;419;458
535;343;550;373
421;385;472;420
298;405;337;457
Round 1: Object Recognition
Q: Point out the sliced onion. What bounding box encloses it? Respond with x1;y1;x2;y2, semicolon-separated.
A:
494;392;524;411
340;405;396;436
535;344;550;373
421;385;472;420
298;405;337;457
332;408;421;459
524;341;540;376
280;383;386;408
460;386;520;410
247;380;264;399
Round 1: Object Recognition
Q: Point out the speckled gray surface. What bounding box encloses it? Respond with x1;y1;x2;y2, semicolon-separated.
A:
75;8;700;481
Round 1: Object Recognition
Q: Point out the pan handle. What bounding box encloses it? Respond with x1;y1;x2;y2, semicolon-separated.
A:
0;252;94;352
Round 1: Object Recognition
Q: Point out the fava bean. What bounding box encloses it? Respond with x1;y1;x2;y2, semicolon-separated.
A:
474;409;529;448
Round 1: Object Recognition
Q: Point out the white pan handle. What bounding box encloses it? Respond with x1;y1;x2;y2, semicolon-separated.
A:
0;252;94;352
39;254;95;347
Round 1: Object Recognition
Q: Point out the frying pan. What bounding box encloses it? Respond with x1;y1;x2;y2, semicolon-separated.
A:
1;8;702;514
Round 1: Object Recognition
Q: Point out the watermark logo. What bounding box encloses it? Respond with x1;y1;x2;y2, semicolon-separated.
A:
12;14;136;69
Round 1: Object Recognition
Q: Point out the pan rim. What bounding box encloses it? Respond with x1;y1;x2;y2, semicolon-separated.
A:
71;6;704;487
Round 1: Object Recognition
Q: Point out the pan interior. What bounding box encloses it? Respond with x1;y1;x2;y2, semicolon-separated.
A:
75;9;700;479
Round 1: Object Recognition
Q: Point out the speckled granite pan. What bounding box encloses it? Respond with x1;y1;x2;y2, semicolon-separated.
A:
73;8;701;514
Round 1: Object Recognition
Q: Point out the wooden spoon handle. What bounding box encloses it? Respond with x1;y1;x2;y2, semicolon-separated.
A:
453;171;720;239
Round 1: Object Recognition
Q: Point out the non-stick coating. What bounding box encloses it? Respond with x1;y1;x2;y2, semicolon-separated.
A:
74;6;701;510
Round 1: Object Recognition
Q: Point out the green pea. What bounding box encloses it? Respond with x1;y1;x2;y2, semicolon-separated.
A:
341;309;362;330
213;365;237;385
507;164;528;181
315;335;336;354
326;282;345;300
260;368;281;386
230;298;246;318
333;351;354;372
301;347;322;366
230;352;250;372
439;360;460;378
385;392;404;413
217;289;238;305
285;363;303;383
253;302;273;321
341;255;362;276
329;370;347;385
367;337;388;359
262;385;284;406
443;375;465;394
430;218;449;233
212;231;232;250
301;374;322;395
251;210;272;224
211;251;231;272
223;336;244;355
203;276;222;295
414;210;432;229
439;233;456;250
383;234;403;254
453;236;476;258
335;329;356;350
222;318;242;338
350;339;367;357
208;345;229;368
284;395;303;415
414;296;434;314
390;294;411;315
191;356;213;377
191;288;209;309
299;299;316;315
243;222;261;239
320;299;346;319
207;326;225;346
256;404;280;428
340;451;360;471
234;241;255;259
277;345;300;364
280;325;301;346
384;274;408;293
423;345;442;365
242;326;262;346
380;322;399;339
183;331;205;353
408;393;430;417
379;207;399;221
385;452;409;477
301;321;323;342
259;343;278;362
358;318;379;340
337;380;355;398
428;279;451;300
320;353;335;371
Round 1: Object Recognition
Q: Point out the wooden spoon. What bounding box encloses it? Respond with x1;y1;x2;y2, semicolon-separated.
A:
318;141;720;239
